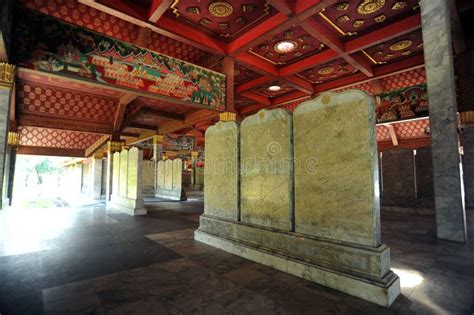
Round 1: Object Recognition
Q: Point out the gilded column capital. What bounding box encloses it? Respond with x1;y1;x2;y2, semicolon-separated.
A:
0;63;15;88
107;141;122;153
93;151;104;159
7;132;20;147
191;151;199;158
219;111;236;122
153;135;164;144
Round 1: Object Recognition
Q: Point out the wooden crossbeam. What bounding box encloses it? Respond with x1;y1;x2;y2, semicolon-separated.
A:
113;94;137;137
85;135;110;157
19;113;112;135
127;123;157;131
385;125;399;147
267;0;294;16
139;108;185;121
300;18;373;77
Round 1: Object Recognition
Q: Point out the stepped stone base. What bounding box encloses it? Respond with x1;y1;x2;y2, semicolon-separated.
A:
108;195;146;216
195;215;400;307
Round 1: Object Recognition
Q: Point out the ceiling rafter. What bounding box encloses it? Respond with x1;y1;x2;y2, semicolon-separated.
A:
266;0;294;16
148;0;174;23
113;94;137;138
300;18;373;77
240;91;272;106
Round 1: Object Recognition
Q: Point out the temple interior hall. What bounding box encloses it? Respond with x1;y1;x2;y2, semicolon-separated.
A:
0;0;474;314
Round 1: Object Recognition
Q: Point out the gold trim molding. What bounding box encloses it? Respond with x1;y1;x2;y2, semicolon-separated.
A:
7;132;20;146
460;111;474;124
107;140;123;153
0;63;15;87
153;135;164;144
219;112;236;122
318;9;357;37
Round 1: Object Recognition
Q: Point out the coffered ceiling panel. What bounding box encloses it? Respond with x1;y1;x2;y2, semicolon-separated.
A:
252;80;295;97
297;58;358;84
363;29;423;65
249;26;326;66
166;0;276;42
319;0;420;39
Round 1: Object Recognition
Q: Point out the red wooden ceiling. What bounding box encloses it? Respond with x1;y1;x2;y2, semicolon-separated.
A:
16;0;430;152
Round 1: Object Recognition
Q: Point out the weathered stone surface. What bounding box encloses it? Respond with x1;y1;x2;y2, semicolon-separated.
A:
421;0;466;242
0;89;10;209
108;148;146;216
204;121;239;220
293;91;380;246
240;109;293;231
172;159;182;190
112;152;120;197
155;158;186;201
164;160;173;191
127;147;140;200
157;160;165;190
119;150;128;198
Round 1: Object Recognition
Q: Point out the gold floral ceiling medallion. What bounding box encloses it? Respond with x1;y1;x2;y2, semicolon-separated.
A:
389;39;413;51
186;6;200;14
374;14;386;23
318;66;335;75
402;50;412;56
208;2;234;17
391;1;408;10
357;0;386;15
337;15;350;24
335;2;350;11
353;19;365;28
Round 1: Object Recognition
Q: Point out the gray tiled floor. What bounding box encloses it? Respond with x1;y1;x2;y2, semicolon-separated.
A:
0;190;473;314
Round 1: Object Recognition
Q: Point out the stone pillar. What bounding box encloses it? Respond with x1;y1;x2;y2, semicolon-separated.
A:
191;151;198;187
90;152;103;200
421;0;467;242
152;135;164;161
0;63;14;210
105;141;121;203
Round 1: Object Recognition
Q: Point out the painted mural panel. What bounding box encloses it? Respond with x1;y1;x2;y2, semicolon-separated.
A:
163;135;195;151
13;9;226;110
375;84;428;123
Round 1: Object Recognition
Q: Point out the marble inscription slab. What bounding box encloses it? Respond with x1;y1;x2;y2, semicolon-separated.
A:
172;159;182;190
112;152;120;197
157;160;165;190
204;121;239;220
240;109;293;231
127;147;139;200
119;150;129;198
294;91;381;246
164;160;173;190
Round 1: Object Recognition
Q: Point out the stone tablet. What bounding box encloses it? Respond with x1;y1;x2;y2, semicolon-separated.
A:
204;121;239;220
119;150;129;198
240;109;293;231
172;159;182;190
164;160;173;190
127;147;139;199
293;91;380;246
112;152;120;197
157;160;165;190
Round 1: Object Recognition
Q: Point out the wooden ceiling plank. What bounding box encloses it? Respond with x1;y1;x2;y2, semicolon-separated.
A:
279;49;338;77
127;123;158;131
236;76;273;94
19;113;112;135
282;76;314;94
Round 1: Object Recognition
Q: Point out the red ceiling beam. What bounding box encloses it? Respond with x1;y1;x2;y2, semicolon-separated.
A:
235;53;280;77
300;18;373;77
227;13;289;57
279;49;338;77
240;91;272;106
156;17;226;54
236;76;273;94
148;0;174;22
267;0;294;16
283;76;314;94
272;91;309;106
314;54;425;93
345;15;422;53
228;0;336;57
